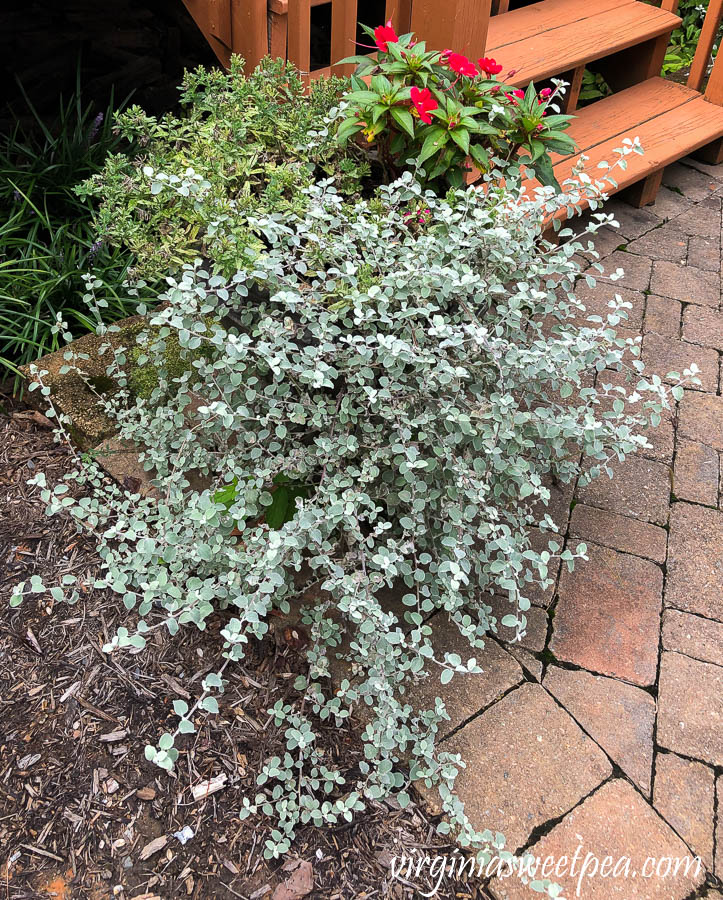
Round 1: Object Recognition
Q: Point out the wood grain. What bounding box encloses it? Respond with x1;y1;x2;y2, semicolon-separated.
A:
490;4;680;86
181;0;232;67
487;0;630;50
540;80;723;208
331;0;358;75
230;0;267;71
410;0;492;59
385;0;413;34
287;0;312;78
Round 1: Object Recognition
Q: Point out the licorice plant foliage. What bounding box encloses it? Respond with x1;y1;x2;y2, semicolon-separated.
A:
12;66;695;878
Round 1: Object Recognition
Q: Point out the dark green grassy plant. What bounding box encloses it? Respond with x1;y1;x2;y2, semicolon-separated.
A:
0;75;148;390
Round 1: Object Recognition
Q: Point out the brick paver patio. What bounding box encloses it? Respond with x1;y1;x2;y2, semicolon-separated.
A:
420;158;723;898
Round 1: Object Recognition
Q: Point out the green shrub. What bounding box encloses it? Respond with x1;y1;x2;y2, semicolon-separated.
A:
16;157;696;869
77;58;369;283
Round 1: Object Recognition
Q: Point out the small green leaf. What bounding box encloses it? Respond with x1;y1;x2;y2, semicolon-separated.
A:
418;127;448;164
390;107;415;138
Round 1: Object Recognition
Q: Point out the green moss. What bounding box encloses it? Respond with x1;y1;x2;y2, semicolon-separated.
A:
127;320;215;400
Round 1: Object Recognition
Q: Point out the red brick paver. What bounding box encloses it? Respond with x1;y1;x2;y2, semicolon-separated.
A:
412;162;723;893
569;503;667;564
665;503;723;622
653;751;715;869
662;609;723;667
489;780;705;900
420;683;611;852
657;651;723;766
551;543;663;685
673;439;720;506
576;456;671;526
545;666;655;794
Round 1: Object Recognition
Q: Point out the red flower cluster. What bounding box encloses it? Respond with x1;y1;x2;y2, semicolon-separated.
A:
439;50;504;79
444;51;479;77
374;21;399;53
505;88;526;104
478;56;503;76
410;86;438;124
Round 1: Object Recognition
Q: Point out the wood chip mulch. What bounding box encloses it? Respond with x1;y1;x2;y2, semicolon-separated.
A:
0;397;482;900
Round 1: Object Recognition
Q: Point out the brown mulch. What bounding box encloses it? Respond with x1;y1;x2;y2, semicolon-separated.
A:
0;396;482;900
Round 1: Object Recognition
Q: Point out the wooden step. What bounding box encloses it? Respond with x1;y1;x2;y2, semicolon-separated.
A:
529;77;723;211
487;0;681;87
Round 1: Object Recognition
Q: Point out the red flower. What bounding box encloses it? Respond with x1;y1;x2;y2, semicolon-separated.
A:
446;51;478;78
374;21;399;53
410;86;438;124
506;88;525;104
539;87;552;98
477;56;503;76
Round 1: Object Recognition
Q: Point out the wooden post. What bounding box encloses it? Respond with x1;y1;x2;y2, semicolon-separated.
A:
623;169;664;207
331;0;358;75
560;65;585;114
288;0;312;80
659;0;680;12
230;0;268;71
181;0;232;67
688;0;723;92
385;0;413;34
410;0;493;59
597;33;669;92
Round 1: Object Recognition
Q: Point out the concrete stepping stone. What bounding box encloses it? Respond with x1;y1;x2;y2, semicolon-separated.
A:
665;503;723;622
551;543;663;686
662;609;723;668
653;751;715;869
576;456;672;527
544;666;655;795
657;651;723;767
416;683;611;852
717;775;723;880
488;779;706;899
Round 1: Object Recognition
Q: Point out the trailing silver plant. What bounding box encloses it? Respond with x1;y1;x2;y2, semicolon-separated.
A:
13;152;696;885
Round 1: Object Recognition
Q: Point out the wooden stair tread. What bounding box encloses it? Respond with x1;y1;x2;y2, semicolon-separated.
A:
487;1;680;86
487;0;631;49
526;78;723;211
